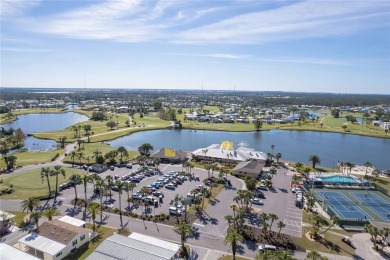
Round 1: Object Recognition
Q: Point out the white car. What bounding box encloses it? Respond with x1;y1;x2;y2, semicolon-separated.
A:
169;207;182;215
250;198;264;205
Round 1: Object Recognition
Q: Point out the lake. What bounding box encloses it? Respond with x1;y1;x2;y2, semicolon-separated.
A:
108;129;390;169
0;112;88;151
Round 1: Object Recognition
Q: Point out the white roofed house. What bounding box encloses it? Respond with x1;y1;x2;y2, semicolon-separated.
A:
191;141;267;163
18;219;90;260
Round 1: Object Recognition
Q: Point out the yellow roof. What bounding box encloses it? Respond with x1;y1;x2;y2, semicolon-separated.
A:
164;148;176;157
221;141;234;150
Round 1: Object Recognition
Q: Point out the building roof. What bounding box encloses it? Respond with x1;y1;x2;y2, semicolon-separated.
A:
0;243;40;260
150;148;187;160
128;232;180;252
19;232;66;256
38;220;86;245
192;141;267;162
233;160;265;174
0;210;15;221
57;216;86;227
87;234;179;260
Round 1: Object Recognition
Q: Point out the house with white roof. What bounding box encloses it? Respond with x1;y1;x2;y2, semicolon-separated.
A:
18;219;90;260
192;141;267;163
0;243;40;260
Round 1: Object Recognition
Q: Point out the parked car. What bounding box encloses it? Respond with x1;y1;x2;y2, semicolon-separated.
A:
169;207;182;215
165;184;175;190
110;166;115;171
256;185;267;191
153;191;164;197
126;163;133;169
258;244;277;251
342;236;353;247
250;198;264;205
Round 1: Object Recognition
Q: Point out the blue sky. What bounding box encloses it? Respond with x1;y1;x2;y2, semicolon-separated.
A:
1;0;389;94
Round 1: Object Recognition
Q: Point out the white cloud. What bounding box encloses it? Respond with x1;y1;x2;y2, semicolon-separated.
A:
1;47;54;52
4;0;390;44
0;0;40;17
162;52;250;60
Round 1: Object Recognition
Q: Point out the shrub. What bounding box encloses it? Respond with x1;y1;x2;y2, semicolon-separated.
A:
17;220;27;228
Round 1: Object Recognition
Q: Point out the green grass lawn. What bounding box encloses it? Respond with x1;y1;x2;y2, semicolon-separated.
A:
0;149;65;169
0;166;84;199
64;224;130;260
292;227;356;257
7;210;27;224
62;143;139;165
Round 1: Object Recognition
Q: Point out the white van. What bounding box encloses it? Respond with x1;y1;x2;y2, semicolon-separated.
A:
258;244;277;251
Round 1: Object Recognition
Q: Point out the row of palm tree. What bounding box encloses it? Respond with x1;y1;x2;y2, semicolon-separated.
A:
40;166;66;200
20;197;60;231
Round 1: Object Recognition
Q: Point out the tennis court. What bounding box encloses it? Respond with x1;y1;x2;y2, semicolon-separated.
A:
350;192;390;221
316;191;373;220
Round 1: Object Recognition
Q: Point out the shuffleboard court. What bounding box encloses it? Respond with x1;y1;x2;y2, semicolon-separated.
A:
316;191;372;220
350;192;390;221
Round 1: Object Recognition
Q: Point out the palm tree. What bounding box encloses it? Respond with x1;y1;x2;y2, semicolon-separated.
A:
80;174;91;211
275;153;282;163
30;211;42;231
21;197;40;214
224;229;244;260
309;155;321;169
58;136;67;149
105;175;114;200
77;152;85;164
87;203;101;231
70;151;77;166
40;167;52;196
259;212;269;234
320;215;339;235
95;179;105;222
52;165;65;199
225;214;234;228
117;146;128;163
173;222;193;254
271;144;275;156
305;251;328;260
363;162;372;178
365;223;379;250
277;220;286;236
268;213;279;233
69;174;81;205
115;181;125;227
43;207;60;221
92;149;102;164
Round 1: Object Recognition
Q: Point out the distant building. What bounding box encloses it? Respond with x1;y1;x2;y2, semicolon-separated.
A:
192;141;267;163
18;219;90;260
150;148;188;163
87;233;181;260
233;159;265;178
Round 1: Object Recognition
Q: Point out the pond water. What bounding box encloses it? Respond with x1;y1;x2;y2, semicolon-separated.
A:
1;112;88;151
108;129;390;169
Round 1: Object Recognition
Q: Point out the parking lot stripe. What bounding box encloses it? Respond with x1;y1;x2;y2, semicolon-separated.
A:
283;227;302;233
285;211;302;215
285;215;302;220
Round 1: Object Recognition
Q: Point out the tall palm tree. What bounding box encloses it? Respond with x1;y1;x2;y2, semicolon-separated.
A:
52;165;66;199
43;207;60;221
363;162;372;178
271;144;275;156
95;179;105;222
224;229;244;260
224;214;234;228
77;152;85;164
92;149;102;164
80;174;91;211
173;222;193;253
105;175;114;200
87;203;101;231
268;213;279;233
259;212;269;234
70;151;77;166
40;167;52;196
117;146;128;163
123;182;131;210
21;197;40;214
275;153;282;163
364;224;379;250
320;215;339;235
30;211;42;231
309;155;321;169
277;221;286;236
69;174;81;205
115;181;125;227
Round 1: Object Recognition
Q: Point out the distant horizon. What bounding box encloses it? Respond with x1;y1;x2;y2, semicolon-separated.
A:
1;1;389;94
1;86;389;96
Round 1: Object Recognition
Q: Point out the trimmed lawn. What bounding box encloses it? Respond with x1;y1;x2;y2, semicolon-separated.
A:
292;227;356;257
0;149;65;169
64;224;131;260
63;143;139;165
0;167;84;199
8;210;27;224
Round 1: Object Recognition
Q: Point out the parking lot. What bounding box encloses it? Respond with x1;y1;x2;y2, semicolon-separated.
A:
250;167;303;237
57;163;211;219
